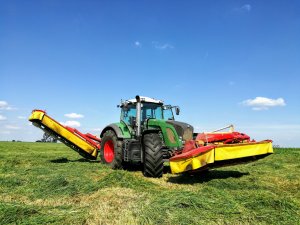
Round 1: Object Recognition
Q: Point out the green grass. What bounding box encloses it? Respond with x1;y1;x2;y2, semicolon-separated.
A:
0;142;299;225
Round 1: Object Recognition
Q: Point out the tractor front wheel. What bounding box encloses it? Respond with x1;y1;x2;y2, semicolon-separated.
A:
143;133;164;178
100;130;123;169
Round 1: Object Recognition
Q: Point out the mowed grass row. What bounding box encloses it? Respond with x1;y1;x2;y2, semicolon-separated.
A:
0;142;299;225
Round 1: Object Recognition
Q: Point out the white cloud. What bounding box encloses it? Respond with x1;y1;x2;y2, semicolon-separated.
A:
0;115;7;121
5;106;15;110
0;101;17;110
134;41;141;47
241;4;252;12
0;101;10;110
0;130;10;134
64;113;84;119
5;125;21;130
234;4;252;13
242;97;286;110
18;116;26;119
153;42;174;50
60;120;81;127
0;101;8;108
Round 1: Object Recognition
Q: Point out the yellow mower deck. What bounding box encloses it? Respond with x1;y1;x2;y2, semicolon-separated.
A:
29;110;98;159
169;141;273;174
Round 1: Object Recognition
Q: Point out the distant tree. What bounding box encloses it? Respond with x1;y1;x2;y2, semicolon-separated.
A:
39;132;57;143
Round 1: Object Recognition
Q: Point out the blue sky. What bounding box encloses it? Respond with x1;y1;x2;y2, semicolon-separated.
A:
1;0;299;147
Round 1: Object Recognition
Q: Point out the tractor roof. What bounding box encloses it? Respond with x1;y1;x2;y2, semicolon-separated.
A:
124;96;163;105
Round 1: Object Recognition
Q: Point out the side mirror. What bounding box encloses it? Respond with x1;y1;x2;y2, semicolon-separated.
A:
175;107;180;115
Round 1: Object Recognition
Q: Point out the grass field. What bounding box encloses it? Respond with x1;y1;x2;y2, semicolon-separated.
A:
0;142;299;225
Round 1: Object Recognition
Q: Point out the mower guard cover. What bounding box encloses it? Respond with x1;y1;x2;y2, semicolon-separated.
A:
169;140;273;174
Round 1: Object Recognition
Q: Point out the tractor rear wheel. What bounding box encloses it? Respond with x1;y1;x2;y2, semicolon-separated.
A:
143;133;164;178
100;130;123;169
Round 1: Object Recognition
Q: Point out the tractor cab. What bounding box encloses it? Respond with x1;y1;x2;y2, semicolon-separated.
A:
120;96;180;127
118;95;193;146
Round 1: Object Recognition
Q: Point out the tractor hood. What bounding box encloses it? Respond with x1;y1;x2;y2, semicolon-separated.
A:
166;120;194;142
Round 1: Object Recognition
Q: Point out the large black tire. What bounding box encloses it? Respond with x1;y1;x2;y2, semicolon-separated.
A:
100;130;123;169
143;133;164;178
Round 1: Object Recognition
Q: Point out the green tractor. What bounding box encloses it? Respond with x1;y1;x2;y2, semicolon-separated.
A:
99;95;193;178
29;96;274;178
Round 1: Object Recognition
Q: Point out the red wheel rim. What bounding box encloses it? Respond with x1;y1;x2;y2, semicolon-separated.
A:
104;140;114;163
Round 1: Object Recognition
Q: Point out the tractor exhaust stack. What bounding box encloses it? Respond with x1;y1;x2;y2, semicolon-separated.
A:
135;95;142;137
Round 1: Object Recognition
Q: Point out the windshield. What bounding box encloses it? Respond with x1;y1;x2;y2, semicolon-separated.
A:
121;103;163;125
141;103;163;120
163;108;174;120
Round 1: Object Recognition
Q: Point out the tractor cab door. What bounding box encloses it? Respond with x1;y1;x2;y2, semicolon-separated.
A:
141;103;163;122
